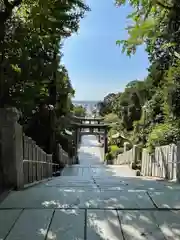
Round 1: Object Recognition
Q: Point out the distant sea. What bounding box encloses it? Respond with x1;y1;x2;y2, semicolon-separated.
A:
73;100;100;115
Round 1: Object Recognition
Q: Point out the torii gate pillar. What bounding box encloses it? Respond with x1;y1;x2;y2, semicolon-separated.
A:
74;127;80;163
104;127;108;156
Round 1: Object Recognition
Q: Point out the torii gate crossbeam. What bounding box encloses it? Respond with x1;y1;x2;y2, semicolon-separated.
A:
71;119;109;161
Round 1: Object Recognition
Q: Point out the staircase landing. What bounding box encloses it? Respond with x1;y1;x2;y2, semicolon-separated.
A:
1;136;180;239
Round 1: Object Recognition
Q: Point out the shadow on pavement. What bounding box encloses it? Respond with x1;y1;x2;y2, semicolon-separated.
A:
1;135;180;239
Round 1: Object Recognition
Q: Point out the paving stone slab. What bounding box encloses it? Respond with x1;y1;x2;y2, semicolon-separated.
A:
0;187;87;209
37;186;98;192
98;191;155;209
96;182;130;188
118;210;165;240
91;167;107;173
153;210;180;239
93;179;135;187
42;178;96;187
42;182;95;187
86;209;123;240
94;177;157;184
0;189;155;210
44;178;94;183
148;190;180;209
0;209;22;240
92;166;136;178
83;191;155;209
0;187;109;209
95;178;180;192
47;185;98;190
47;209;85;239
98;184;175;192
94;176;136;180
62;166;93;177
5;209;53;240
95;179;129;184
99;186;146;192
42;180;96;188
48;176;94;181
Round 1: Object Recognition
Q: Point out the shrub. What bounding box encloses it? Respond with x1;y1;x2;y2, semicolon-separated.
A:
110;145;119;152
106;145;126;160
105;152;113;161
147;123;180;152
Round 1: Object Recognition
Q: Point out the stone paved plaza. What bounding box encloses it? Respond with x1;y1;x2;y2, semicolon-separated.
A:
1;136;180;239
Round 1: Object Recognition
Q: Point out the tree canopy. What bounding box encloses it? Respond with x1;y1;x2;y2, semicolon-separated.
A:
116;0;180;61
0;0;90;154
72;104;86;117
98;0;180;152
0;0;89;117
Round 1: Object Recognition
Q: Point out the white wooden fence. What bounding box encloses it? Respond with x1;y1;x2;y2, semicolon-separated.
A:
0;108;75;190
57;144;75;165
23;135;57;185
108;144;141;166
141;144;180;180
108;142;180;181
111;149;133;165
23;136;72;185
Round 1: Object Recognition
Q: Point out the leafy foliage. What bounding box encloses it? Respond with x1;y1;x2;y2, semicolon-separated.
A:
147;123;180;152
0;0;89;154
72;104;86;117
98;80;148;132
0;0;89;113
100;0;180;152
115;0;179;57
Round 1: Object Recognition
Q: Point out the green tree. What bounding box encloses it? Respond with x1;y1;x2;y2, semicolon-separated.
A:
0;0;89;113
98;93;116;116
114;0;180;149
73;105;86;117
116;0;179;57
0;0;90;155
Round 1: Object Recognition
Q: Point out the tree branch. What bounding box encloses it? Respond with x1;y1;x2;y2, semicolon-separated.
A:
0;0;22;23
12;0;22;8
4;0;22;9
156;0;173;10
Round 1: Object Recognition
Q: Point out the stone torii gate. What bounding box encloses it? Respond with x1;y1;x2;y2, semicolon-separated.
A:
72;116;104;125
71;117;109;161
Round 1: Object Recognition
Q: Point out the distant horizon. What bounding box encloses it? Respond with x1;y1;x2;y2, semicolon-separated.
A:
72;99;101;102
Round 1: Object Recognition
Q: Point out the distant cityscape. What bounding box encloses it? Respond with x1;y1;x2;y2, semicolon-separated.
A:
73;100;100;116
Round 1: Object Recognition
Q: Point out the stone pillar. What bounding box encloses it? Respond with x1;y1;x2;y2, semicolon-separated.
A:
132;145;137;163
104;128;108;156
72;146;76;164
123;142;129;152
176;142;180;182
77;128;80;143
131;145;141;167
57;144;63;164
74;128;79;164
0;108;24;190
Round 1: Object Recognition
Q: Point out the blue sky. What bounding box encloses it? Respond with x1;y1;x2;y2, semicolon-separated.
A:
62;0;149;101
